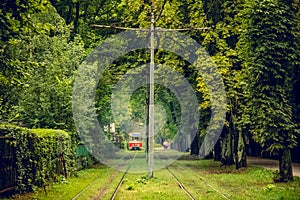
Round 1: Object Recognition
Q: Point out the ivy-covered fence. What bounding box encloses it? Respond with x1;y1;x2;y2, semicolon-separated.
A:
0;134;16;194
0;123;76;193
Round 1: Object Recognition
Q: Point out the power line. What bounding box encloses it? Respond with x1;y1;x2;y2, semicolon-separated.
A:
90;24;210;31
90;24;148;31
91;2;210;179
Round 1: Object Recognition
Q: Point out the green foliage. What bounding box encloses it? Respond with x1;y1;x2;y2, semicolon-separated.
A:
264;183;276;192
199;0;248;166
0;123;76;193
136;174;149;184
5;3;86;130
0;1;86;130
242;0;300;152
0;0;49;119
51;0;121;46
1;0;300;182
239;0;300;181
127;184;134;190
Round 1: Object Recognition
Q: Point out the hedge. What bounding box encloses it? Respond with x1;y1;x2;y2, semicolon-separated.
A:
0;123;76;193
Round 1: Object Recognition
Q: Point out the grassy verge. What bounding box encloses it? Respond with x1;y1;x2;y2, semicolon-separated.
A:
11;165;120;200
171;158;300;200
115;170;191;200
9;154;300;200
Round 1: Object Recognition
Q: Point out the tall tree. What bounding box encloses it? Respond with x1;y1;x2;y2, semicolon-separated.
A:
50;0;121;46
0;0;49;120
200;0;247;168
242;0;300;181
7;3;85;130
90;0;206;152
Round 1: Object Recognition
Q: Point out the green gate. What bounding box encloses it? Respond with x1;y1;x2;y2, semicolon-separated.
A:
76;144;89;169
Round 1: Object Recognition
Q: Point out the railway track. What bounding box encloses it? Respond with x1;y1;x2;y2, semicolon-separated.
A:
156;151;231;200
154;153;197;200
102;151;197;200
166;166;197;200
72;151;231;200
173;160;232;200
109;152;138;200
71;152;138;200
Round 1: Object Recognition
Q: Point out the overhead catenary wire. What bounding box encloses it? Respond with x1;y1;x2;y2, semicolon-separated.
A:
90;24;210;31
90;24;149;31
91;0;209;180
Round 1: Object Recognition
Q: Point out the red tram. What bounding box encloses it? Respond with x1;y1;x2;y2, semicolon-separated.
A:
128;132;143;150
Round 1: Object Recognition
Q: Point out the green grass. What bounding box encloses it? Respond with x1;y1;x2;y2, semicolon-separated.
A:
205;167;300;200
10;154;300;200
115;170;191;200
171;158;300;200
11;165;121;200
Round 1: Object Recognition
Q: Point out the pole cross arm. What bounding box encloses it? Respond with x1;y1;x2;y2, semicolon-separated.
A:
90;24;210;32
90;24;149;31
90;12;210;179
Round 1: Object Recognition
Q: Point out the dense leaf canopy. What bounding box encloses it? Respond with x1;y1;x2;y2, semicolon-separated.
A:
0;0;299;181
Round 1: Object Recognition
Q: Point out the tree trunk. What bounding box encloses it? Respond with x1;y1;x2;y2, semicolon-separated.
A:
204;151;213;159
66;3;73;25
278;148;293;182
214;139;222;161
74;2;80;34
221;128;234;165
232;109;247;168
190;133;199;155
234;129;247;169
172;133;186;152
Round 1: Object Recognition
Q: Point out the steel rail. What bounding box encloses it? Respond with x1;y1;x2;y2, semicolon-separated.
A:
72;152;138;200
155;151;231;200
174;161;231;200
110;152;138;200
166;167;197;200
154;153;196;200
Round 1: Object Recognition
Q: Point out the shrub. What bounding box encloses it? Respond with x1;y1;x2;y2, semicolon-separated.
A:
0;123;76;193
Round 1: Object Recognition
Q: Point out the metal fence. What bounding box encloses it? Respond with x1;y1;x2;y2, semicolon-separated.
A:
0;136;16;194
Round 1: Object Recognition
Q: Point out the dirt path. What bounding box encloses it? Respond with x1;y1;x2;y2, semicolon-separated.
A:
247;156;300;177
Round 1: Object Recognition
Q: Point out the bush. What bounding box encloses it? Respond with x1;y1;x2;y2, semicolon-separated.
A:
0;123;76;193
